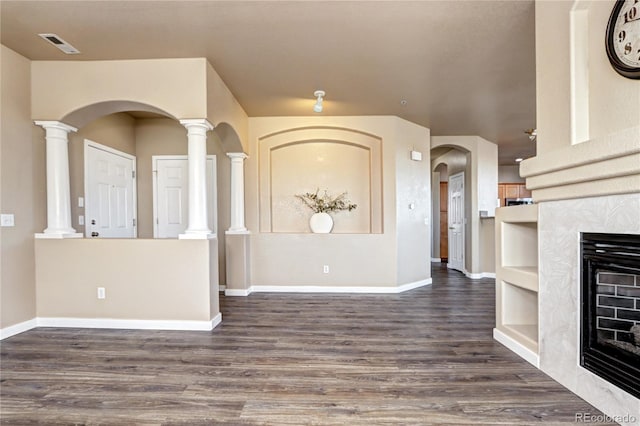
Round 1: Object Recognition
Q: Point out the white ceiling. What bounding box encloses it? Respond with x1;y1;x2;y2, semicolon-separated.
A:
0;0;537;164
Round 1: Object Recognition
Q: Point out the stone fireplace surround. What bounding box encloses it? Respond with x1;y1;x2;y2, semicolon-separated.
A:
539;193;640;425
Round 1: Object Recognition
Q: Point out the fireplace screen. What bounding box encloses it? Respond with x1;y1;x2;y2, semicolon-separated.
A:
581;233;640;399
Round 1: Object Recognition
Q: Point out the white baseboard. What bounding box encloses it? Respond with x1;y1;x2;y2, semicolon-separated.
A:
37;316;221;331
430;258;441;263
465;270;496;279
225;288;252;296
493;328;540;368
0;318;38;340
1;314;223;339
397;278;433;292
227;279;433;296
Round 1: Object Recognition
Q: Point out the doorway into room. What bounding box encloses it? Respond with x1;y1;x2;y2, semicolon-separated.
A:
84;140;137;238
448;171;465;272
152;155;217;238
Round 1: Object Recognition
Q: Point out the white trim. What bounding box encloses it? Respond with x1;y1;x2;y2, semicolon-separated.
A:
35;232;82;239
178;233;217;240
430;258;441;263
36;314;222;331
226;279;433;296
464;270;496;279
493;328;540;368
225;230;251;235
3;314;223;339
397;278;433;292
84;139;138;238
0;318;38;340
225;288;252;297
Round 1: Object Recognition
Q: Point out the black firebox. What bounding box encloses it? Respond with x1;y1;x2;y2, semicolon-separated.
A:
581;233;640;399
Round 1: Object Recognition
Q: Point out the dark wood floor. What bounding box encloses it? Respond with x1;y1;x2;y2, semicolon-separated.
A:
1;264;613;425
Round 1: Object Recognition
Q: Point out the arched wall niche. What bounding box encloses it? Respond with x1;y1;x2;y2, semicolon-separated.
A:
258;127;383;234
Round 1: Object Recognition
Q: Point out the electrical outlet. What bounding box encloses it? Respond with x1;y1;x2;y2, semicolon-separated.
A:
97;287;106;299
323;265;329;274
79;215;85;225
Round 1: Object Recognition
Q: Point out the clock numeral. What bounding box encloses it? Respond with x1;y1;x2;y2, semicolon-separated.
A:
624;42;633;55
624;6;639;23
618;30;626;42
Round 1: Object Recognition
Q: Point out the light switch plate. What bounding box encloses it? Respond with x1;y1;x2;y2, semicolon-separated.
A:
78;197;84;208
79;215;85;225
0;214;15;227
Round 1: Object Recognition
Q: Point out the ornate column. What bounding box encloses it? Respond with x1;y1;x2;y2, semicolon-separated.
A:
226;152;248;233
225;152;250;296
34;121;82;239
179;119;214;239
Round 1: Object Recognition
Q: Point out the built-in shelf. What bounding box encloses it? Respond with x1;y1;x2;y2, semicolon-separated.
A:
494;204;539;366
501;266;538;292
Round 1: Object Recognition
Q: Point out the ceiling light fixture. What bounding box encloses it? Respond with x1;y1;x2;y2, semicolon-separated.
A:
524;128;537;142
515;158;523;163
313;90;325;113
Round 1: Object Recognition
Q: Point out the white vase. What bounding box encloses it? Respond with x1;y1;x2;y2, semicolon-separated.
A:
309;212;333;233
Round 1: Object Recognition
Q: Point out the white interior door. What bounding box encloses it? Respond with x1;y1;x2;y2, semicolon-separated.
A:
85;140;137;238
153;156;217;238
448;172;465;272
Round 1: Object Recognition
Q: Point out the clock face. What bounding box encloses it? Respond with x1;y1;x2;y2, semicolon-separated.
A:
606;0;640;78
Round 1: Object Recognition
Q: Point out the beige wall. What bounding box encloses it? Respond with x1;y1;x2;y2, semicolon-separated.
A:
534;0;640;155
0;46;44;329
480;218;495;274
31;58;208;123
498;165;524;183
395;119;432;284
35;239;217;321
206;63;249;152
247;116;431;288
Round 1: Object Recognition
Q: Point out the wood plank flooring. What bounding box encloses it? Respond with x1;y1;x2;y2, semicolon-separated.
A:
0;264;614;425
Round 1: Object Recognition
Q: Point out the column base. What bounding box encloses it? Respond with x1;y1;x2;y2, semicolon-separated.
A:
178;232;216;240
226;228;250;235
35;232;83;239
225;232;250;296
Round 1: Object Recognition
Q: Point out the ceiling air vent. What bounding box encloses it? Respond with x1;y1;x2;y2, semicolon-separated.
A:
38;33;80;54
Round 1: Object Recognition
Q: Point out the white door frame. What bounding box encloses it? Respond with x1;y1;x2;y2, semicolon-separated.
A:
448;171;465;272
152;155;217;238
83;139;137;238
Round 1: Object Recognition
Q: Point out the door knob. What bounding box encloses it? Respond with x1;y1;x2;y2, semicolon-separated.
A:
91;232;99;237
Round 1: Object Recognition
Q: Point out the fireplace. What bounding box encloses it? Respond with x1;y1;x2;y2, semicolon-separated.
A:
580;232;640;399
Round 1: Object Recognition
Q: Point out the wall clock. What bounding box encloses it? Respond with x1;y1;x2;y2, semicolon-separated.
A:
606;0;640;79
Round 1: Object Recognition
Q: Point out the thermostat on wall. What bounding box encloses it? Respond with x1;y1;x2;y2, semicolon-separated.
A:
410;150;422;161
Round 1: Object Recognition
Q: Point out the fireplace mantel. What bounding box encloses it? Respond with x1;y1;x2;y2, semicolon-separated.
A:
519;126;640;203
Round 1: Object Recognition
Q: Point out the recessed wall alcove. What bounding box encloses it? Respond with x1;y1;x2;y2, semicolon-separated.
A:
258;127;382;233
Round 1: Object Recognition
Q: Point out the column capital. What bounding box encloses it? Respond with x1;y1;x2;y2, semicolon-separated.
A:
34;121;78;133
227;152;248;160
179;119;214;132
